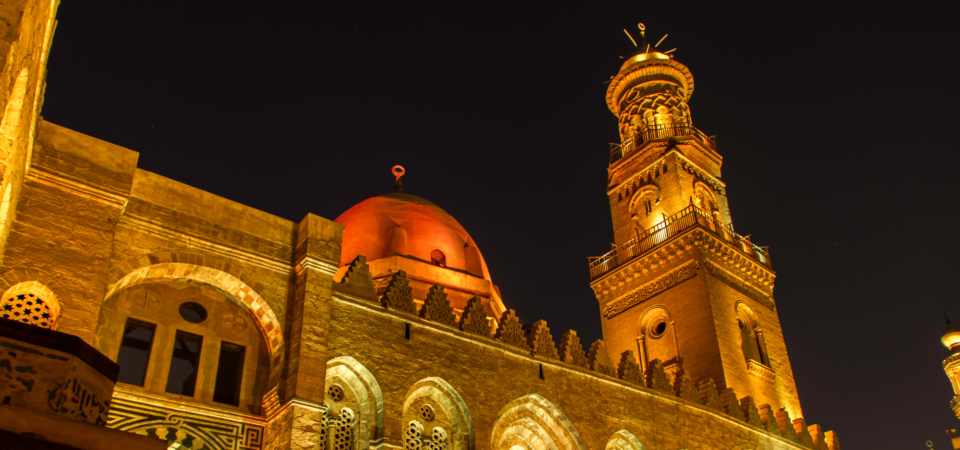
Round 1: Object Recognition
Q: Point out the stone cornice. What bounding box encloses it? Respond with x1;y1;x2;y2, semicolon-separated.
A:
118;215;294;275
590;229;775;302
28;166;129;207
703;260;776;311
601;259;700;318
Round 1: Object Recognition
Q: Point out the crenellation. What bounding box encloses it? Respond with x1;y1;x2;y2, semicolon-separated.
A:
793;417;815;448
380;270;416;313
418;283;457;326
699;378;723;411
527;320;558;359
645;359;673;393
617;350;643;384
674;370;699;402
739;396;763;428
776;409;800;442
556;331;587;370
458;297;490;336
494;308;528;350
588;339;617;377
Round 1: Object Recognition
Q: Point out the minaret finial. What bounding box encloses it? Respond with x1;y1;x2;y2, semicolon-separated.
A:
947;310;952;326
637;23;645;38
392;165;405;193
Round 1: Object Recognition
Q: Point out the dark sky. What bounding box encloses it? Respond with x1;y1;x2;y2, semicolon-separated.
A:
42;2;960;448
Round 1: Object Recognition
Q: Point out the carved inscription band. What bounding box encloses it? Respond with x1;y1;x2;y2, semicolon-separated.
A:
602;260;700;318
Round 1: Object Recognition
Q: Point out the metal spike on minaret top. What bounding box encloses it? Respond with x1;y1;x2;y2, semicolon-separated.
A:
392;165;405;193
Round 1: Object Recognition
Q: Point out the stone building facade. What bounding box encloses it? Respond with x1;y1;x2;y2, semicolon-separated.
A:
0;6;841;450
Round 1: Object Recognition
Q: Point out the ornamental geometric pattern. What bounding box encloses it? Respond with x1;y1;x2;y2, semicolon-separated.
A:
108;397;264;450
0;292;55;329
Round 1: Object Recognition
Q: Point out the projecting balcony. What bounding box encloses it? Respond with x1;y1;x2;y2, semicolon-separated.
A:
588;205;771;281
610;122;717;165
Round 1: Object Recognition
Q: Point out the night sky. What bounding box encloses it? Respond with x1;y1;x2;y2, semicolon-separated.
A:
41;2;960;448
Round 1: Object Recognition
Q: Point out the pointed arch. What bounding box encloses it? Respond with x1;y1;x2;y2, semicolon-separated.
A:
401;377;474;450
325;356;385;450
490;394;585;450
605;430;645;450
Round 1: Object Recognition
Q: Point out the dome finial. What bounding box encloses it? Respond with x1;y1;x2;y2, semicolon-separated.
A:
392;165;405;193
947;311;952;326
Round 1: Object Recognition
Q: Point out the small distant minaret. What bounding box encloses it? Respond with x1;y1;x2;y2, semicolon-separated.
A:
941;313;960;422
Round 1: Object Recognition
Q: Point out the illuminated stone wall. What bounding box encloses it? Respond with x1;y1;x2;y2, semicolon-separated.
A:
0;0;58;265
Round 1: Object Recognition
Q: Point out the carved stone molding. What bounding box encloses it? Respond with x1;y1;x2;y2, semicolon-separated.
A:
602;259;700;318
747;359;776;384
703;260;775;311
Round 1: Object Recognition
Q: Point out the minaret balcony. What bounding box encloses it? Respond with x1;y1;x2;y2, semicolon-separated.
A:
588;205;771;280
610;122;717;165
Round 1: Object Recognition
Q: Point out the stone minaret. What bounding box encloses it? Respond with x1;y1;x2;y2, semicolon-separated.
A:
589;25;803;418
942;315;960;419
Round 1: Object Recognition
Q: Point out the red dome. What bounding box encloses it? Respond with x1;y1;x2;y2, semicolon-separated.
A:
335;193;492;282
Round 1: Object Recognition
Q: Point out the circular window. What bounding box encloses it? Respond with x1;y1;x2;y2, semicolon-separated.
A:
328;384;345;402
650;319;667;338
420;404;435;422
179;302;208;323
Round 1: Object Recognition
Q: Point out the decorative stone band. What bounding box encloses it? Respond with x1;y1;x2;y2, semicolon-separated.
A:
109;388;266;450
602;260;700;318
747;359;776;384
703;260;776;311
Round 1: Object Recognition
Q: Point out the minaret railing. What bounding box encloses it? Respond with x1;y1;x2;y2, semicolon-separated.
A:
588;205;771;280
610;123;717;164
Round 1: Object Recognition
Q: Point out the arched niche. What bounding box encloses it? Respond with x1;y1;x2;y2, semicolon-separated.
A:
637;304;680;373
325;356;385;450
490;394;585;450
628;184;662;232
96;280;271;415
605;430;646;450
400;377;474;450
735;301;769;366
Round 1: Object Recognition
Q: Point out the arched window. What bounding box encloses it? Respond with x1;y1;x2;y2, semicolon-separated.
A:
401;377;473;450
96;281;270;413
0;281;59;329
628;184;661;231
431;249;446;267
736;303;769;367
324;356;385;450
